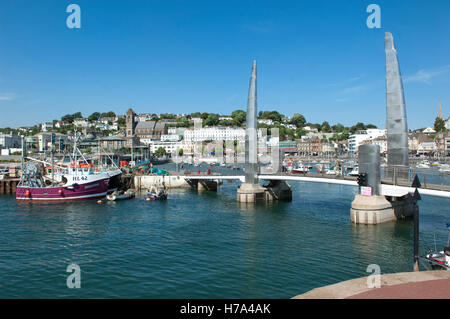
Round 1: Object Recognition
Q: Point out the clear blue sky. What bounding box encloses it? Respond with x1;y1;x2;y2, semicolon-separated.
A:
0;0;449;129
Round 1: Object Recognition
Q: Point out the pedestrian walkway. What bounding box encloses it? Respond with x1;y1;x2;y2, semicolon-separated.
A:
293;270;450;299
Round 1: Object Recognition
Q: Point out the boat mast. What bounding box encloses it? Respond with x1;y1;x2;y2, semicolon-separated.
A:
73;128;78;175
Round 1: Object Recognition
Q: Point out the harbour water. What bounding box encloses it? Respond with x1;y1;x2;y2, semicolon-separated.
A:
0;168;449;298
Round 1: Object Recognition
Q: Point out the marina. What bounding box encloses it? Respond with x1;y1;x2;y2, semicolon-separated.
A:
0;178;449;298
0;1;449;303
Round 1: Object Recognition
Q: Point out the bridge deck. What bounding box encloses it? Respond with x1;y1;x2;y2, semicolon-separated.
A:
179;172;450;198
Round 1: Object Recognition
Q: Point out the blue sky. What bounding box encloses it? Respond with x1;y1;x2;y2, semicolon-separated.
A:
0;0;449;129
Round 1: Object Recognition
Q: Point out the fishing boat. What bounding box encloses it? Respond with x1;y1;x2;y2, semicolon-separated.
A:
16;133;111;202
106;189;135;201
16;162;110;202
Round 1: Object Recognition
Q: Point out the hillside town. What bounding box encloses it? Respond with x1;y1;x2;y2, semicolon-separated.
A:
1;104;450;160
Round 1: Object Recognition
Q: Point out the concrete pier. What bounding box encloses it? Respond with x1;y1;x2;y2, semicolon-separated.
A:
350;194;396;224
237;183;266;203
350;144;418;224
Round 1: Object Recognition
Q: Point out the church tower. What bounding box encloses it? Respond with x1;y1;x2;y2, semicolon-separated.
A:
126;108;136;147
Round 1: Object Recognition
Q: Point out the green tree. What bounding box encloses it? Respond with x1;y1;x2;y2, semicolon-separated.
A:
154;147;166;157
295;128;307;138
88;112;101;122
331;123;345;133
204;113;219;126
260;111;283;123
290;113;306;128
100;111;116;118
434;117;446;132
117;117;126;127
231;110;246;127
72;112;83;119
321;121;331;133
176;116;190;127
190;112;202;118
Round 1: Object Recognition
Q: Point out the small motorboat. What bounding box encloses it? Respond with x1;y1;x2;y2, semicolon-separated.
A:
421;224;450;271
348;166;359;176
416;160;431;169
106;189;136;201
292;163;308;174
146;189;168;201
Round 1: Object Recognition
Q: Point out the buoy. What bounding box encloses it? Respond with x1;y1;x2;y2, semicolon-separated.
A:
25;190;30;197
146;197;151;201
58;189;63;195
97;200;102;204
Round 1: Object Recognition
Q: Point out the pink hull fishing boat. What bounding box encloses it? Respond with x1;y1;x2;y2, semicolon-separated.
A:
16;178;109;202
16;133;111;202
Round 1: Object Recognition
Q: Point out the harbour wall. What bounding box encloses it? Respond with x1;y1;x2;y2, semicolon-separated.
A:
134;175;191;189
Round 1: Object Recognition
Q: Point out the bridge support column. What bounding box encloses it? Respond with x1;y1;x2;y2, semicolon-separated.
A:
351;144;394;224
350;194;395;224
350;144;418;224
237;183;266;203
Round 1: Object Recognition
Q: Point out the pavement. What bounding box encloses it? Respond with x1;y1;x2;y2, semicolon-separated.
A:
293;270;450;299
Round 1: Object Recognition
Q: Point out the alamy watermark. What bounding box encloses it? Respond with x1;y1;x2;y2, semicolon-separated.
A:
66;4;81;29
66;263;81;288
366;4;381;29
366;264;381;288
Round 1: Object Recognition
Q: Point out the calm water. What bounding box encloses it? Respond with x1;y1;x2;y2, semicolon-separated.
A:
0;174;449;298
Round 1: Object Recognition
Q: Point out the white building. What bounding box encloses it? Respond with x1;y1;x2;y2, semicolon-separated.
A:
149;141;185;154
257;119;274;126
302;132;334;140
281;123;297;130
445;117;450;130
41;122;53;132
445;136;450;156
303;126;319;133
362;135;387;154
0;133;22;149
417;141;437;155
136;113;152;122
161;134;181;142
422;127;436;134
348;129;386;153
184;127;249;142
73;118;88;128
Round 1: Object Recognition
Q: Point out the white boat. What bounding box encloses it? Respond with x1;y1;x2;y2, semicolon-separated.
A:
422;224;450;271
292;163;308;174
106;189;135;201
416;162;431;169
325;169;338;175
348;167;359;176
